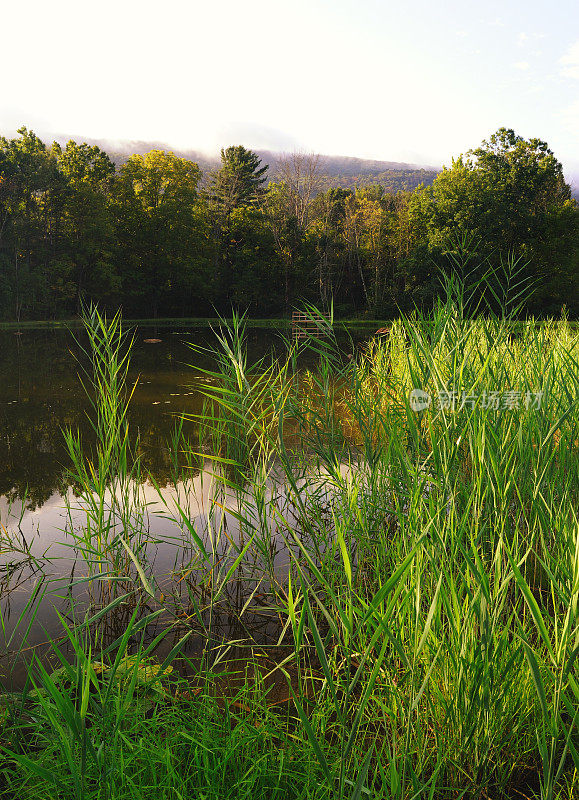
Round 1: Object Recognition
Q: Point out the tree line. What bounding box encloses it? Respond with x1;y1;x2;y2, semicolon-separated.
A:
0;126;577;321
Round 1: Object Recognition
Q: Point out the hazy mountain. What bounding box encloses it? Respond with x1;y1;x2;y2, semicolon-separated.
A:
37;133;579;196
49;135;440;191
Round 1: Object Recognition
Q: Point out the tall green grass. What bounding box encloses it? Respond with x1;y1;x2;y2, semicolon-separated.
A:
1;283;578;799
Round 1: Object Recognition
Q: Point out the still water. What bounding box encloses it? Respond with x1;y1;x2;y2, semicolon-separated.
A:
0;323;367;688
0;324;291;510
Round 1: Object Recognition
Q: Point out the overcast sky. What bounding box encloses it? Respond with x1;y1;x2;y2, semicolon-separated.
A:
1;0;578;175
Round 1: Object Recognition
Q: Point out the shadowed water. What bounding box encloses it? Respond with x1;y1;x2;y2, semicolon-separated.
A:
0;323;366;687
0;325;294;509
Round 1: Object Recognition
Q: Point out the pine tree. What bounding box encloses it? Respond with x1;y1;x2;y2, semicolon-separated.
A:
213;146;268;214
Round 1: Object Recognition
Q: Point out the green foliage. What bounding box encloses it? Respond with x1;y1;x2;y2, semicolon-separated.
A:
55;140;115;189
212;145;269;213
407;128;579;314
114;150;207;317
0;126;577;321
1;291;579;798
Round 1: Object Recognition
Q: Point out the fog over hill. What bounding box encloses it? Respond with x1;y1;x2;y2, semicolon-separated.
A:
49;134;441;191
7;129;579;196
52;135;438;170
54;134;579;196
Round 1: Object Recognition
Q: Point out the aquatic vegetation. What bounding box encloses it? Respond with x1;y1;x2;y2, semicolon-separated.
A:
0;282;578;799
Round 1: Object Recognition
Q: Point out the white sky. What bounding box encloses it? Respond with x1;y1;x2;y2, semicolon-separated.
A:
1;0;578;175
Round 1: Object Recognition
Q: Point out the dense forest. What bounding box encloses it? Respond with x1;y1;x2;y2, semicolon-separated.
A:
0;126;577;320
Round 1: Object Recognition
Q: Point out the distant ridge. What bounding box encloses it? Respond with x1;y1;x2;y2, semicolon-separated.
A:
49;134;441;191
257;149;440;176
4;129;577;195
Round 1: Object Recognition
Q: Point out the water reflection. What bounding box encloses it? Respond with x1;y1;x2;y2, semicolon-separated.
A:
0;325;293;509
0;466;331;689
0;322;367;688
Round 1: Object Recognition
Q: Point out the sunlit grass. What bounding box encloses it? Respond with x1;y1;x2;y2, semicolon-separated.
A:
1;284;578;799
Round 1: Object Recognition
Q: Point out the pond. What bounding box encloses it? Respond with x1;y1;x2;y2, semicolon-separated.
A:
0;324;292;508
0;322;370;688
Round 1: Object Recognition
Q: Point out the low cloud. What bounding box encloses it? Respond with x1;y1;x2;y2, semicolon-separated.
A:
216;122;303;153
514;61;530;71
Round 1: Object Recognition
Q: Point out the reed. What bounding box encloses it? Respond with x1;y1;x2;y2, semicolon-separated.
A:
1;274;578;799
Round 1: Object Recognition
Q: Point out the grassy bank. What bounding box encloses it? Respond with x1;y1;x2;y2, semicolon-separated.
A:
0;293;578;799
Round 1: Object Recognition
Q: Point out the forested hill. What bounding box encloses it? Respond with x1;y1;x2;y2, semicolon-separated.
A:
260;151;439;191
52;136;440;192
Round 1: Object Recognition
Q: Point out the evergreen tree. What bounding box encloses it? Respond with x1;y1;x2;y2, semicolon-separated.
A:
212;146;268;214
